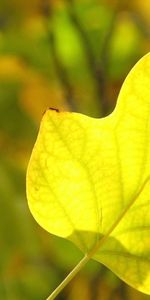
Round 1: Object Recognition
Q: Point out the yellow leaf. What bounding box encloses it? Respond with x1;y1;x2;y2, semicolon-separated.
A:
27;53;150;294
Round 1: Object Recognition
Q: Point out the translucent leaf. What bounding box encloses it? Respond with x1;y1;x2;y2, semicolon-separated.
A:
27;53;150;294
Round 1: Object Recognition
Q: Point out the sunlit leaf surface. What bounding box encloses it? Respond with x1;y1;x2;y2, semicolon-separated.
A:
27;53;150;294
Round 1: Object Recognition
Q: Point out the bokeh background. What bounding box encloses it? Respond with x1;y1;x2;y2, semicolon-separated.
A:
0;0;150;299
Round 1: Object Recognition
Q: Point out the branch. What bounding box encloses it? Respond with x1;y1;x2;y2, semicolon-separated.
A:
66;0;111;116
40;0;77;111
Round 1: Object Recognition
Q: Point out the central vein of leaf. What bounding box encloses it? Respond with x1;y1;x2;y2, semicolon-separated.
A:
87;176;150;259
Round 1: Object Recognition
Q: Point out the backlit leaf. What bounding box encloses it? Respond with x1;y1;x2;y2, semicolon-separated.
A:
27;53;150;294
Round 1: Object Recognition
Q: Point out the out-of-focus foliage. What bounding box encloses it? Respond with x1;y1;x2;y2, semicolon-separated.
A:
0;0;149;299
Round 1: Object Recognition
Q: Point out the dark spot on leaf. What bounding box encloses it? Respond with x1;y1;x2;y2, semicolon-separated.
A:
42;107;60;116
49;107;60;113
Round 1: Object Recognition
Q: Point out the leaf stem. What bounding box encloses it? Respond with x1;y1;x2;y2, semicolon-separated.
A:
46;177;150;299
46;254;90;300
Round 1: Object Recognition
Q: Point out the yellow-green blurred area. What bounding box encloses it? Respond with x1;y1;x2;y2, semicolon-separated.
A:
0;0;149;299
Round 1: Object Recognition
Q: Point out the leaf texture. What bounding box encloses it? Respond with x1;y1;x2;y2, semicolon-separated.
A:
27;53;150;294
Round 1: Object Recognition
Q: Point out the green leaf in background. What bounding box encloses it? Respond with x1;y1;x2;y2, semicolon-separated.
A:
27;52;150;296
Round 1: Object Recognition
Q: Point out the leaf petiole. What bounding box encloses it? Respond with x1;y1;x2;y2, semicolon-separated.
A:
46;254;90;300
46;176;150;299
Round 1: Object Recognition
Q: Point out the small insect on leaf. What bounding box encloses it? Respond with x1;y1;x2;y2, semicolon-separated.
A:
27;53;150;295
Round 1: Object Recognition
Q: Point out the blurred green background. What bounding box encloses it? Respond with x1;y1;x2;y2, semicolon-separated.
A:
0;0;150;299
